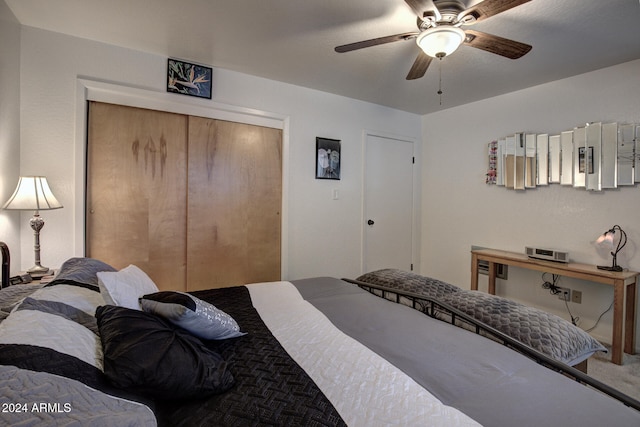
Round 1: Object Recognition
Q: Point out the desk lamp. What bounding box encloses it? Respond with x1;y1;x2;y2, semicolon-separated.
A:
2;176;63;278
595;225;627;272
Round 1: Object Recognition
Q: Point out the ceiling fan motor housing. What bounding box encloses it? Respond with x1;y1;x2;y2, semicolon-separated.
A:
420;0;472;29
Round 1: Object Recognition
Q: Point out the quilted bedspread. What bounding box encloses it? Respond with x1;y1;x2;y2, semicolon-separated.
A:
153;285;347;427
0;365;154;426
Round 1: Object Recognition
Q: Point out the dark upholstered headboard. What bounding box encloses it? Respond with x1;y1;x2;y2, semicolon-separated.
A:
0;242;9;289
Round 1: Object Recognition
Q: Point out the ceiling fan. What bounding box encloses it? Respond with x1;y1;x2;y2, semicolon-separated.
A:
335;0;533;80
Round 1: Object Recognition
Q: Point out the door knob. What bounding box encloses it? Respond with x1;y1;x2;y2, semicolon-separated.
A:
367;219;375;226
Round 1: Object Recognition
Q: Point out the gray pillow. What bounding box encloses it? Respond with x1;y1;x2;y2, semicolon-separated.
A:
139;291;246;340
49;257;117;289
439;290;607;366
356;269;461;299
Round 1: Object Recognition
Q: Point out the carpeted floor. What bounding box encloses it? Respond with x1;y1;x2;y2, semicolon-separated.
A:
587;345;640;401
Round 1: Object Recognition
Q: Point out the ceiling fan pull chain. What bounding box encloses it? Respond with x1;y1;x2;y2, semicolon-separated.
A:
437;57;443;105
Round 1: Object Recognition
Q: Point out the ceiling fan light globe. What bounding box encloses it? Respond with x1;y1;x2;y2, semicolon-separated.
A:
416;26;465;58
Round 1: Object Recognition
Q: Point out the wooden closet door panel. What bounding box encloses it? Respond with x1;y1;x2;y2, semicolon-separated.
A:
86;102;188;291
187;117;282;290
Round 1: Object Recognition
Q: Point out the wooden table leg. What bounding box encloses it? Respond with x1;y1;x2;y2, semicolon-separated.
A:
488;261;496;295
611;280;624;365
471;253;479;291
624;278;637;355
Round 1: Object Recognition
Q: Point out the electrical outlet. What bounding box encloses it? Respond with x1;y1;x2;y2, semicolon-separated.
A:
571;290;582;304
557;287;571;301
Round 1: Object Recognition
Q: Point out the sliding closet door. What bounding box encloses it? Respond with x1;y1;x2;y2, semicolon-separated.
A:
86;102;188;291
187;117;282;289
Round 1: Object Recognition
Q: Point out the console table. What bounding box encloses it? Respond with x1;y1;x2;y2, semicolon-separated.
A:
471;248;638;365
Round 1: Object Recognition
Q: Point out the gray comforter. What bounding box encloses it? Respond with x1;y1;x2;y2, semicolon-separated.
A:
291;277;640;427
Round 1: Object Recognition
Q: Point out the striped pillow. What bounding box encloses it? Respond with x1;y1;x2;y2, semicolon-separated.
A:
0;283;105;370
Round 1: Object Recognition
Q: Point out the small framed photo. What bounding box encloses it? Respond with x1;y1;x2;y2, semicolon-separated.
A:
167;58;212;99
316;137;341;180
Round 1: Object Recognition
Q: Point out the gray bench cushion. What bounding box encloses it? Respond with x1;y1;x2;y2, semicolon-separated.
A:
356;269;460;299
356;269;606;366
439;290;606;365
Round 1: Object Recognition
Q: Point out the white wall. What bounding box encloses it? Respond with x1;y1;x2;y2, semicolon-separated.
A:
16;10;638;348
0;1;21;278
421;59;640;347
16;26;422;282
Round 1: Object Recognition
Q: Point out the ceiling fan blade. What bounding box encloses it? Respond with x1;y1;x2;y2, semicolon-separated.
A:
406;51;433;80
463;29;531;59
460;0;531;23
335;32;419;53
405;0;441;21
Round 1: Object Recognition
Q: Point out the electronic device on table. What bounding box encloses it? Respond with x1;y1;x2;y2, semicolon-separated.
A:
525;246;569;263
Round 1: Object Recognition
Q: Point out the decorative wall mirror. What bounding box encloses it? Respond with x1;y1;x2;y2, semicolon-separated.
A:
487;122;640;192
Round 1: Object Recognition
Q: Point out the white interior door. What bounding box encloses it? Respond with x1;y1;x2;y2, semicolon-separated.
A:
364;134;414;273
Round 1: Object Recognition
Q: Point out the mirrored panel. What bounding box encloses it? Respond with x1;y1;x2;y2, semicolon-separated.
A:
618;124;635;185
497;138;505;186
585;123;601;191
560;131;573;185
514;133;525;190
634;125;640;183
525;134;536;188
536;134;549;185
636;125;640;182
504;135;515;189
601;122;617;189
549;134;561;183
573;127;586;188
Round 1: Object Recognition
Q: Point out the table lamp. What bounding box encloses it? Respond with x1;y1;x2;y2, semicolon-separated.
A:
2;176;63;278
595;225;627;272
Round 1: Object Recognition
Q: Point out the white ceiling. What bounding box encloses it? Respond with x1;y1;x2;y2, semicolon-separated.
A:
7;0;640;115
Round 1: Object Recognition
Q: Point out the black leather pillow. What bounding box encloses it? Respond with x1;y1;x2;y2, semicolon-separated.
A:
96;305;234;399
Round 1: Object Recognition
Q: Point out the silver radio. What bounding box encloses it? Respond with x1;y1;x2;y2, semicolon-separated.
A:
525;246;569;263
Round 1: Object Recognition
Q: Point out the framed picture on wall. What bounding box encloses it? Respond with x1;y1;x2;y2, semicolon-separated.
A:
167;58;212;99
316;137;341;180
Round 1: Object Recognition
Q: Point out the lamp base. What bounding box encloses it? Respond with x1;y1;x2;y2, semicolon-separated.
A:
597;265;623;272
27;265;50;279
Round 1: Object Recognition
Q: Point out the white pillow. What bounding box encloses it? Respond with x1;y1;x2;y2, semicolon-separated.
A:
97;265;159;310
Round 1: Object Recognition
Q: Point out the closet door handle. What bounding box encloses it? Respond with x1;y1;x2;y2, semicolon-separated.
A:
367;219;375;226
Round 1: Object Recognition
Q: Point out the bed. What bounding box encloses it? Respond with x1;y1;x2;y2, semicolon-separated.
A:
1;257;640;426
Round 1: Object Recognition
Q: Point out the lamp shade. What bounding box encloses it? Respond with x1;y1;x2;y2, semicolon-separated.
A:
2;176;63;212
595;232;614;248
416;26;466;57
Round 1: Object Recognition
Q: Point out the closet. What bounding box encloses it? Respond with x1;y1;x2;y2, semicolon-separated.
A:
86;102;282;291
